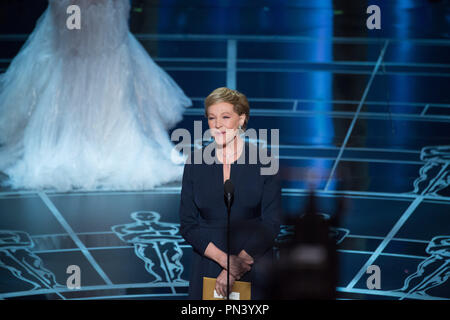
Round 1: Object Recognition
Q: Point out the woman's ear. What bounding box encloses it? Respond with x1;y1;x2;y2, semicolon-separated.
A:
239;114;246;127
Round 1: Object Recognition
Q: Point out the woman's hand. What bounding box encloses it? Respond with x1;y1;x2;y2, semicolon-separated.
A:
238;250;254;265
205;243;254;279
215;269;236;299
226;255;253;279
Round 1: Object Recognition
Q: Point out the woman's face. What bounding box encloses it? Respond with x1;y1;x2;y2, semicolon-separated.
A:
207;102;245;146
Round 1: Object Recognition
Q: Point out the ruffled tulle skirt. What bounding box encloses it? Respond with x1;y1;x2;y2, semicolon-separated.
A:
0;3;191;191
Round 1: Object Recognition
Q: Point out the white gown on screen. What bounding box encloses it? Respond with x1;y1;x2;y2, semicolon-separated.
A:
0;0;191;191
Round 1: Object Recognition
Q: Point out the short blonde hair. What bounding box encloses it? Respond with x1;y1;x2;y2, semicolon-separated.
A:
204;87;250;130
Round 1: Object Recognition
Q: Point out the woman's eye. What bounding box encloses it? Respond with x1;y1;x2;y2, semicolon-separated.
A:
223;116;230;119
208;118;214;120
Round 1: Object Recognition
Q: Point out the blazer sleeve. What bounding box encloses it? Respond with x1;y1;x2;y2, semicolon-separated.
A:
179;160;210;255
242;167;282;259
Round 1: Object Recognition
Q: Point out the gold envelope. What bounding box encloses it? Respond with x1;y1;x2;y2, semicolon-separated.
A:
202;277;251;300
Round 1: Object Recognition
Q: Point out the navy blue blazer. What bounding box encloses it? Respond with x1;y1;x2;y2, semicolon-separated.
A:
179;140;282;299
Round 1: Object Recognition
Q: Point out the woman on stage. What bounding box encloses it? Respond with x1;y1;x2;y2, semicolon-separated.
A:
0;0;191;191
179;87;282;299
